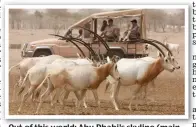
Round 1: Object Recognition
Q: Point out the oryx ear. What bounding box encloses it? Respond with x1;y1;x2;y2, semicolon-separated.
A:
91;57;97;65
157;51;163;58
86;57;93;63
76;53;82;58
167;51;171;57
86;57;90;61
111;56;116;63
112;55;120;63
106;56;111;63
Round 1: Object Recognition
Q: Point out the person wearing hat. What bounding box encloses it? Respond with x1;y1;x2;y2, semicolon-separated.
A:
129;19;140;40
120;19;140;42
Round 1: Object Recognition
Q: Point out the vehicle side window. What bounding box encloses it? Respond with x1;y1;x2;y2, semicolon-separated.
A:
84;22;91;38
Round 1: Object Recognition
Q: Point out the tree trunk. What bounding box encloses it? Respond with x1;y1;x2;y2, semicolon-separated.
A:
153;20;157;32
17;20;20;30
39;19;43;29
11;20;14;29
172;25;175;32
178;25;181;32
147;23;151;32
161;24;166;32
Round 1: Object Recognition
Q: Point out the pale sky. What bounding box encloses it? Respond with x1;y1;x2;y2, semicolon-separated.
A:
27;9;181;14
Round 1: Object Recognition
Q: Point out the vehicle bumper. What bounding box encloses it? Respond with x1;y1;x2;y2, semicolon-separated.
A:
21;50;34;58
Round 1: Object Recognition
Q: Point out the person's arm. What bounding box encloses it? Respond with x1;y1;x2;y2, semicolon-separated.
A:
100;32;104;37
136;26;141;38
101;27;108;37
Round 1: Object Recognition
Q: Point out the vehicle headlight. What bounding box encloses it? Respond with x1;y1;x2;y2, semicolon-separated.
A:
26;44;36;51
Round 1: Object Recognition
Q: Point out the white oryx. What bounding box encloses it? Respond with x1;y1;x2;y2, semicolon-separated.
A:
17;56;102;113
138;52;180;101
9;55;64;101
108;51;175;111
17;59;78;113
164;42;180;55
32;56;119;114
105;51;180;101
163;36;180;55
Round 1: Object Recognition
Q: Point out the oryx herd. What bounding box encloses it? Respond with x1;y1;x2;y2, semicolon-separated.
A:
9;40;181;115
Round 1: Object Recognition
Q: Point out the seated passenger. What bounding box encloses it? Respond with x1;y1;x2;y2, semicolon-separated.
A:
76;29;83;39
129;19;140;40
101;20;108;32
122;19;140;42
100;20;108;37
113;27;120;42
102;19;118;42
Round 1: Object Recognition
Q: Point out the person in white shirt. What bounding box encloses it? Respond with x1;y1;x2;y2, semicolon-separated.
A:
102;19;118;42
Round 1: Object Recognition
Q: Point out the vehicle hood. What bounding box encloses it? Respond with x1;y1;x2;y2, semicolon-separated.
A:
27;38;62;45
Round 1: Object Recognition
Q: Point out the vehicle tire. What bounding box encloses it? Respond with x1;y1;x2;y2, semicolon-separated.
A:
107;50;125;59
33;50;52;57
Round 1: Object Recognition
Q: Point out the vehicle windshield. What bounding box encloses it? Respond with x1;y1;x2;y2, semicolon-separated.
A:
63;14;142;43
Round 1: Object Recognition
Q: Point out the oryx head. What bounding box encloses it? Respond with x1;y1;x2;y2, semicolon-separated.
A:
157;51;175;72
167;52;180;69
106;56;120;80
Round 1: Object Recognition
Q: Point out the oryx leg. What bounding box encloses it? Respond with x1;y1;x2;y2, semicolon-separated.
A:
35;80;54;114
49;88;63;107
128;84;142;111
12;80;20;102
12;83;18;102
79;89;87;108
110;82;120;110
73;89;87;114
138;80;156;102
134;84;147;110
33;82;49;103
143;85;147;103
74;89;87;108
104;79;110;93
83;97;87;108
50;89;57;107
49;88;65;114
33;88;42;102
17;85;37;113
91;89;101;113
52;88;68;106
146;80;156;102
60;90;70;106
13;76;23;102
30;92;35;103
92;89;100;107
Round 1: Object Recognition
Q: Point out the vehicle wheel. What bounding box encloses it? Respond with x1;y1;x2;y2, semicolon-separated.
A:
34;51;51;57
107;50;125;59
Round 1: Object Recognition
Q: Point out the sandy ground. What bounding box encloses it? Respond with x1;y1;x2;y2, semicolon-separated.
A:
8;29;185;115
